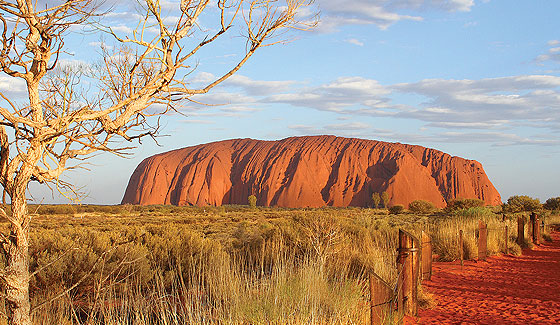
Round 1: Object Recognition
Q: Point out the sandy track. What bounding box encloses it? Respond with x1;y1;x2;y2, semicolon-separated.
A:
412;231;560;324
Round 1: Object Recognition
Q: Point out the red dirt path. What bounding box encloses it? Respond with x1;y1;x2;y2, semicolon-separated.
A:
411;231;560;324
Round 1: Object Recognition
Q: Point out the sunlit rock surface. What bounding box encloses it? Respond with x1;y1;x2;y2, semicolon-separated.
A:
122;136;501;208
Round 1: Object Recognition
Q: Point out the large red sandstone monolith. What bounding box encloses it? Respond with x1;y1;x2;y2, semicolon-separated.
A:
122;136;501;208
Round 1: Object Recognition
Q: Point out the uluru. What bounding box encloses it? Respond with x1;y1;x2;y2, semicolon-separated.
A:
121;136;501;208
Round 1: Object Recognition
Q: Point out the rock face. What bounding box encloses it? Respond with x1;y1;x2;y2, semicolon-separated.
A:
121;136;501;208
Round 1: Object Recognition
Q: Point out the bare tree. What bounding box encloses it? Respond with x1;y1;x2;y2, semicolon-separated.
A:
0;0;315;323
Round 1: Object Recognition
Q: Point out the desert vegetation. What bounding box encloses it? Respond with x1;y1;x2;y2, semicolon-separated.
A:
0;1;316;323
0;199;556;324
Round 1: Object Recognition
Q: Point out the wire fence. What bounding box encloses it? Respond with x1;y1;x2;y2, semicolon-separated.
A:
367;214;549;325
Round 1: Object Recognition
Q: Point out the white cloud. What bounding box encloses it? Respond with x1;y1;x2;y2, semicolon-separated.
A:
191;72;216;84
318;1;422;31
327;122;370;130
389;0;474;12
0;76;26;94
190;73;296;96
288;122;371;136
263;74;560;134
109;25;133;34
104;12;143;21
266;76;392;112
345;38;364;46
317;0;474;31
180;119;215;124
426;121;509;129
189;91;257;106
392;75;560;127
181;72;560;147
225;75;296;95
434;132;560;146
536;41;560;63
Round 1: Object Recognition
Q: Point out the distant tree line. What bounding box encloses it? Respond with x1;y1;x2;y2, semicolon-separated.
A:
246;191;560;214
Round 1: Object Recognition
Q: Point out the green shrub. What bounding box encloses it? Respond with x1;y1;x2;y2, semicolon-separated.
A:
446;198;484;211
248;195;257;208
388;205;404;214
371;193;381;208
544;197;560;211
408;200;435;214
503;195;541;213
381;192;389;208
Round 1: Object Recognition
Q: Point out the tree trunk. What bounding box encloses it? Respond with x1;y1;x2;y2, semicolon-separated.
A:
2;195;31;325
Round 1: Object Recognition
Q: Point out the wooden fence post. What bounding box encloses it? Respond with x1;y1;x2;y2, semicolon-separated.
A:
534;216;541;245
459;230;464;266
517;217;524;246
530;212;536;244
478;220;487;261
505;225;508;254
398;229;419;317
369;273;392;325
397;262;403;316
421;231;432;281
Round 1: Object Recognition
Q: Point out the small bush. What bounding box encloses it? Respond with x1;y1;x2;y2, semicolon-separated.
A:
544;197;560;211
371;193;381;208
381;192;389;208
408;200;435;214
446;198;484;211
388;205;404;214
248;195;257;208
503;195;541;213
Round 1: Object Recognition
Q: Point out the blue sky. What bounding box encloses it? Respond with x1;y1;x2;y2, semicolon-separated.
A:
27;0;560;204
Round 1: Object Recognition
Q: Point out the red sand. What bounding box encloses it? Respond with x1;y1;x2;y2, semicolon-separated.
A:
411;232;560;324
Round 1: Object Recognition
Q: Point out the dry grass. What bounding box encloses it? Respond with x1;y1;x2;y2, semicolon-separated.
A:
0;204;555;324
429;207;523;260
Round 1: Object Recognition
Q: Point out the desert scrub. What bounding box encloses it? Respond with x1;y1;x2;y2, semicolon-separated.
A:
2;204;548;324
408;200;436;214
20;208;384;323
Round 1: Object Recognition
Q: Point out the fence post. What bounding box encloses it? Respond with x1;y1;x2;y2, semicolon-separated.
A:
534;215;541;245
369;273;392;325
478;220;487;261
528;222;532;241
530;212;536;244
421;231;432;281
397;262;403;316
398;229;419;317
369;274;375;325
459;230;464;266
517;217;524;246
505;225;508;254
